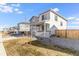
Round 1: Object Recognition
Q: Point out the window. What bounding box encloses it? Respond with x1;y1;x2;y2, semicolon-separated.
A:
42;14;48;20
55;15;58;21
42;25;44;31
46;24;50;31
60;22;63;26
42;15;45;20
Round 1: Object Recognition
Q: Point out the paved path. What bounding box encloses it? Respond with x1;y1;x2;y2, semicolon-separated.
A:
0;34;6;56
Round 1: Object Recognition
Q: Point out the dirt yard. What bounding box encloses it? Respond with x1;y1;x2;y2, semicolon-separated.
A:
3;37;79;56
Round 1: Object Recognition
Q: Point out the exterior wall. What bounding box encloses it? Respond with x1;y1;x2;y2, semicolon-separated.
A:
38;37;79;51
9;27;18;32
39;11;50;22
30;10;67;37
30;16;39;23
44;11;67;35
49;12;67;30
18;23;30;32
3;28;9;32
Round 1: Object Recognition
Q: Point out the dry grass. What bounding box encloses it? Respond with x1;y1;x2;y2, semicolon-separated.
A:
3;37;79;56
3;38;44;56
1;31;9;37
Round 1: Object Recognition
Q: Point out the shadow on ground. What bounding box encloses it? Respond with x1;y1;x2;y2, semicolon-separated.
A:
30;40;79;56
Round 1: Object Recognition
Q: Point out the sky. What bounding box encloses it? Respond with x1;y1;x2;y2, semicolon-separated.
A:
0;3;79;30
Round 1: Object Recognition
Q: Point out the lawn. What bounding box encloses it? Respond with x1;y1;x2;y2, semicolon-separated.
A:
3;37;44;56
3;37;79;56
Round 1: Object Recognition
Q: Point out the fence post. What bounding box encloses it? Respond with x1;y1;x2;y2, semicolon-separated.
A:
65;30;67;38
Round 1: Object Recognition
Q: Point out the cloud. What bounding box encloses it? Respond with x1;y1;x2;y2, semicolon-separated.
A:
17;11;23;14
68;26;79;29
75;18;79;20
67;17;79;21
69;21;79;24
68;17;79;25
14;8;23;14
0;3;23;14
14;8;19;11
52;8;60;12
0;3;6;5
0;5;13;13
11;4;20;7
67;17;76;20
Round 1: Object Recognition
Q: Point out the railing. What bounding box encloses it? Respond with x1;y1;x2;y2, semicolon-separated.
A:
35;31;51;37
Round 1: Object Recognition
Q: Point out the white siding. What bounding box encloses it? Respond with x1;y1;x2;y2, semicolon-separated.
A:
43;11;67;35
39;11;50;21
30;10;67;37
45;11;67;30
19;24;30;32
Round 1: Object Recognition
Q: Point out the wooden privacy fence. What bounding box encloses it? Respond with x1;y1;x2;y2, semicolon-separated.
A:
55;30;79;39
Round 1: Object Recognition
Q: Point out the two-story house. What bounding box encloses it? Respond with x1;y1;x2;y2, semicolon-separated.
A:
17;22;30;35
30;8;67;38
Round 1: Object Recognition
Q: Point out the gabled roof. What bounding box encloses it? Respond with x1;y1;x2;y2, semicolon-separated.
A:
18;22;30;25
39;8;67;21
29;8;67;21
29;16;39;21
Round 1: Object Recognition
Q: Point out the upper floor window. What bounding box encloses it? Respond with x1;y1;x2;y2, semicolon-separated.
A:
60;22;63;26
55;15;58;21
42;15;45;20
42;14;48;20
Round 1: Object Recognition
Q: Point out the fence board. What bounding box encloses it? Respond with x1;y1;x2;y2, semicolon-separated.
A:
55;30;79;39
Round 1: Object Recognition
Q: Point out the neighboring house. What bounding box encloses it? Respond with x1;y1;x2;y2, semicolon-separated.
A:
30;8;67;37
3;28;9;33
8;26;18;34
17;22;30;35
